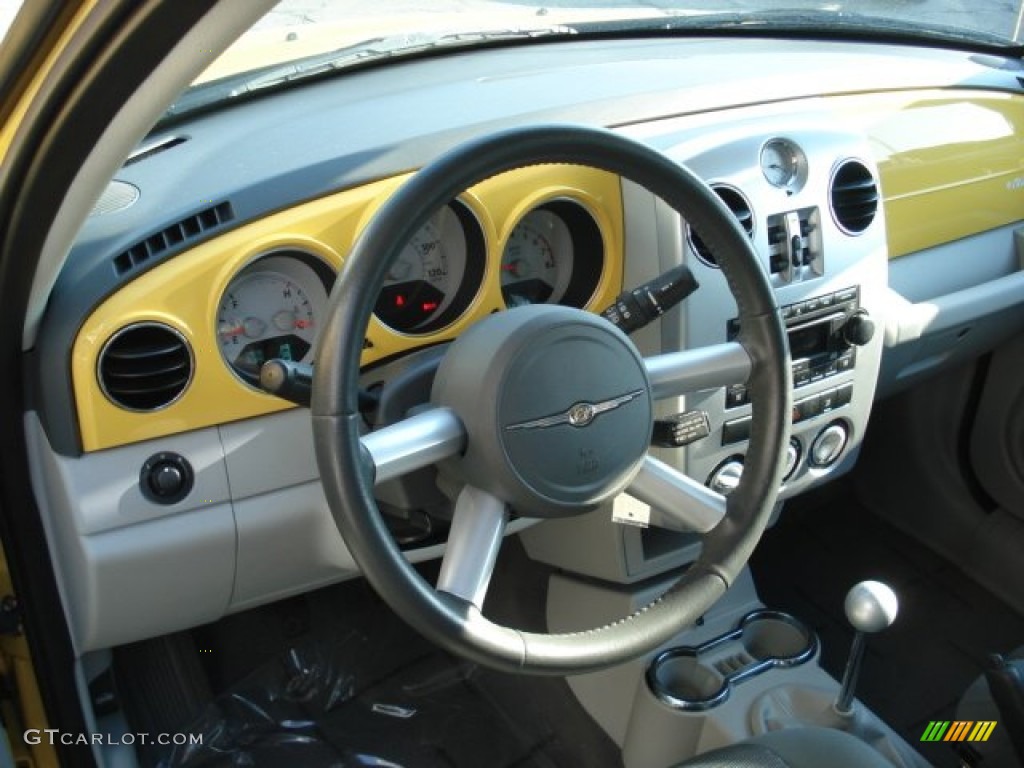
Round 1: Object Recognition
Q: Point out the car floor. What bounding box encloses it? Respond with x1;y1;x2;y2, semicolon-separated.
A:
145;544;623;768
750;479;1024;768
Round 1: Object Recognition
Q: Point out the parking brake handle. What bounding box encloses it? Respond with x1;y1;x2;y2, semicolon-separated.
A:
600;264;698;335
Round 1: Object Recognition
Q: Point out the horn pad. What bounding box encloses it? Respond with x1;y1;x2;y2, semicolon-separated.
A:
431;305;653;518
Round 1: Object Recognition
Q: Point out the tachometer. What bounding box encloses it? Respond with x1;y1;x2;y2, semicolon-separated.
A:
501;201;604;309
374;201;485;334
217;253;332;385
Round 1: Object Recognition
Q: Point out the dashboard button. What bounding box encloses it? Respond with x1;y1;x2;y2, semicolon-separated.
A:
835;287;858;304
793;393;821;423
819;387;839;412
835;382;854;406
722;416;752;445
726;385;749;408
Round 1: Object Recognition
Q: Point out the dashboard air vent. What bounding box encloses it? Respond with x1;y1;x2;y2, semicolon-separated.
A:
113;201;234;275
98;323;193;411
830;160;878;235
689;186;754;267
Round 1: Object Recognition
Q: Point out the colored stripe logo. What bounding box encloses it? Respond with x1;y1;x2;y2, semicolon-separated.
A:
920;721;997;742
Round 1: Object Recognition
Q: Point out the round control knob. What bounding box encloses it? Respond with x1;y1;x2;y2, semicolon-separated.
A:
783;438;801;481
140;452;194;504
708;459;743;496
809;422;848;468
842;310;875;347
844;580;899;633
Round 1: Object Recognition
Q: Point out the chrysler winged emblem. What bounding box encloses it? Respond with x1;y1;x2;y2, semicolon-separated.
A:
505;389;645;432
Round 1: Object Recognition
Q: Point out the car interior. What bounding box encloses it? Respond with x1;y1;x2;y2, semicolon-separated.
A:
2;1;1024;766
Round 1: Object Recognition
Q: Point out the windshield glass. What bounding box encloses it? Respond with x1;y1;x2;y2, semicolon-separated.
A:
161;0;1024;119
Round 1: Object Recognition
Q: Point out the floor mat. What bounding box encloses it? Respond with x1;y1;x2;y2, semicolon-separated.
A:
173;553;622;768
750;481;1024;768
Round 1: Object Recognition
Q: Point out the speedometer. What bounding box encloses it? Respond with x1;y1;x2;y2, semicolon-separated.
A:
374;201;485;334
216;253;332;385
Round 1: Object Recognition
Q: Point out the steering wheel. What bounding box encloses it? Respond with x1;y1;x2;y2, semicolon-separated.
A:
312;125;791;675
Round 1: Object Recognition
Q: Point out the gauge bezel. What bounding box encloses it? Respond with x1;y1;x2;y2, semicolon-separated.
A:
759;137;808;192
215;249;335;389
373;199;486;336
500;198;605;310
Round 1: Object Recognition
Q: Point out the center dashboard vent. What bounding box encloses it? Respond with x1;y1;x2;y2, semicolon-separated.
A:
98;323;193;412
830;160;878;235
689;186;754;267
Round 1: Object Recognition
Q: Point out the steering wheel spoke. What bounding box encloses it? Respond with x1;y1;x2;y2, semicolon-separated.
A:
360;407;466;485
645;342;751;400
436;485;509;610
628;455;727;533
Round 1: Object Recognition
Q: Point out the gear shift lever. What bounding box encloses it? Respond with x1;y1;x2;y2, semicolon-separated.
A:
834;580;899;715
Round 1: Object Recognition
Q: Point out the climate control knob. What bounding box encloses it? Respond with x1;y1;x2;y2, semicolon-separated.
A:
809;422;849;468
708;459;744;496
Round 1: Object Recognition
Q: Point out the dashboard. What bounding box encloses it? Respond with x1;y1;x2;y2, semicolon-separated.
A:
26;35;1024;653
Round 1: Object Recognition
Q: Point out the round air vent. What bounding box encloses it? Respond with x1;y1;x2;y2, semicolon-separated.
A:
98;323;193;411
689;185;755;267
830;160;879;235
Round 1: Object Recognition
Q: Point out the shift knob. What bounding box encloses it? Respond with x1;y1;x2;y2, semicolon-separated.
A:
835;580;898;715
844;580;899;633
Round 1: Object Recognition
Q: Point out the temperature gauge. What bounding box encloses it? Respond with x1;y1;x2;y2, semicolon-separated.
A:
216;253;331;386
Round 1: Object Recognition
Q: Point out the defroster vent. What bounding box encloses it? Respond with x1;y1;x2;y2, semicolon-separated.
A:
98;323;193;411
113;201;234;275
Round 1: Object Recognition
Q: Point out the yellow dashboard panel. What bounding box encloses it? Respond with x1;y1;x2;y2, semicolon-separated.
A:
838;89;1024;258
72;166;625;452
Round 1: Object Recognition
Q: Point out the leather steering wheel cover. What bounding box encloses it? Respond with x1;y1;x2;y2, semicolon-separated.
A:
312;124;791;674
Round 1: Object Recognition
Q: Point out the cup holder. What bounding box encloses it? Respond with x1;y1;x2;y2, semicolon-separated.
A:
647;610;817;711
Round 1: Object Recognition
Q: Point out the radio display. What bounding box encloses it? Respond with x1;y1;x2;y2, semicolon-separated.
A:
789;321;829;360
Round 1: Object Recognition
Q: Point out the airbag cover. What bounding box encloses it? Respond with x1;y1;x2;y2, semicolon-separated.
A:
431;305;652;517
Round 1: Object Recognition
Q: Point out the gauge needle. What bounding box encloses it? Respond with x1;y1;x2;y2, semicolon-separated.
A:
502;260;525;278
219;321;244;338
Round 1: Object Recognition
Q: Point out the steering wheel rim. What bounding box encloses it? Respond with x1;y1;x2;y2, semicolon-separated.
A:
312;124;791;675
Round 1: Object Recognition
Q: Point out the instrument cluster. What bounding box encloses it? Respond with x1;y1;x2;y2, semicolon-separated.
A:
216;197;607;386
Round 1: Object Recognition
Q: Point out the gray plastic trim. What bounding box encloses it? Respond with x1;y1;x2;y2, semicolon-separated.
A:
25;414;235;653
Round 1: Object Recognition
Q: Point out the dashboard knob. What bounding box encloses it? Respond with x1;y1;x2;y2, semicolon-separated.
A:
783;438;801;481
140;452;194;504
842;310;875;347
708;459;744;496
809;422;848;468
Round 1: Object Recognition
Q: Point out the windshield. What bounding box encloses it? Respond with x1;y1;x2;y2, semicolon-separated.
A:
8;0;1017;122
191;0;1024;88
